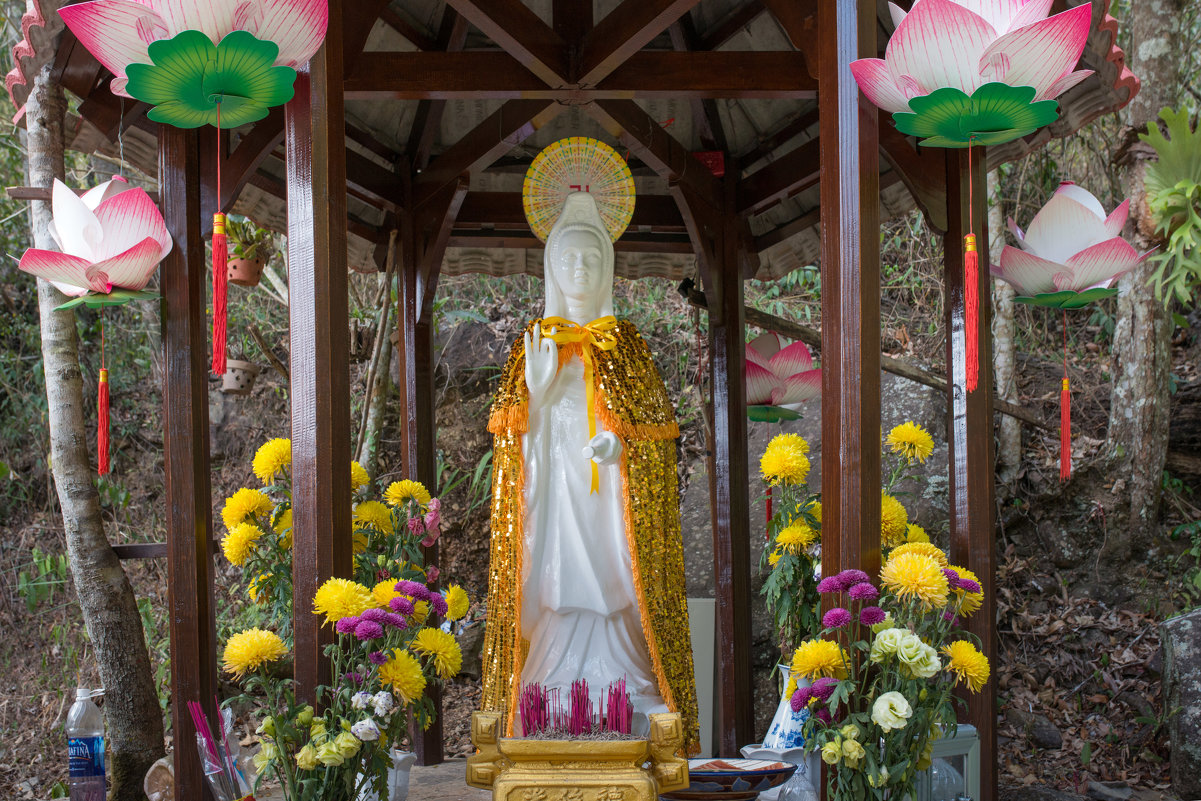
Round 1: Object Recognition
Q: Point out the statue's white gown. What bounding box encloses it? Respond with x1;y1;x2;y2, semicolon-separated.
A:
520;354;665;725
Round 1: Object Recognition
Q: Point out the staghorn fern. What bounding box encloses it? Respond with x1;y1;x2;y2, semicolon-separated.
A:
1141;106;1201;306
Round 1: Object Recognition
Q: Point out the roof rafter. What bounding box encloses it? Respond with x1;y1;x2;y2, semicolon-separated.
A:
578;0;702;85
697;0;767;50
406;9;470;171
443;0;570;84
737;138;820;215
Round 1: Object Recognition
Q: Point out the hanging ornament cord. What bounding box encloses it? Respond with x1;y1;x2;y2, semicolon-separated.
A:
1060;310;1071;481
964;139;980;393
211;99;229;375
97;307;110;476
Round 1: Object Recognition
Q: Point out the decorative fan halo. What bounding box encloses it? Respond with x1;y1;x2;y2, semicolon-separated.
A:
523;137;635;242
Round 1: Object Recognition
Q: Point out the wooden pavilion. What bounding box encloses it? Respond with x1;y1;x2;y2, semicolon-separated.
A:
7;1;1137;799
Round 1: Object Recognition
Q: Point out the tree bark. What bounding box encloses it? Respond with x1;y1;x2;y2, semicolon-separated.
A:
989;170;1021;481
26;60;165;799
1104;0;1182;564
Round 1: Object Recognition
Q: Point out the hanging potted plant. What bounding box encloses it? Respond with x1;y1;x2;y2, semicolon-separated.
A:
222;333;262;395
225;216;274;288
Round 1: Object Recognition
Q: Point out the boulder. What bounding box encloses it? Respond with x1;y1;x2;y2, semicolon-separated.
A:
1005;707;1063;750
1162;608;1201;799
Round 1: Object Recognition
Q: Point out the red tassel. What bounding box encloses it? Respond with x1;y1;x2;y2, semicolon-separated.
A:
212;212;228;375
1060;376;1071;481
97;368;110;476
964;233;979;392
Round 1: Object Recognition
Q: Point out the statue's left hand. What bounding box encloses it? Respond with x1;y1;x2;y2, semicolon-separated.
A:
582;432;623;465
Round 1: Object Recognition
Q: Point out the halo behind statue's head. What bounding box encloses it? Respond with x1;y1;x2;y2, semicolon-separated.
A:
522;137;635;243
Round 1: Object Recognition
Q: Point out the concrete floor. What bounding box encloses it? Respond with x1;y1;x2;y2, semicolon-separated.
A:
408;759;491;801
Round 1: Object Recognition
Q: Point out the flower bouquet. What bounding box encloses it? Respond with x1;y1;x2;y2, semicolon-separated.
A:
788;544;989;801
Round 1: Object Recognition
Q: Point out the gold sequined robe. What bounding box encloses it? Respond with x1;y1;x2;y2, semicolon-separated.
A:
480;318;698;751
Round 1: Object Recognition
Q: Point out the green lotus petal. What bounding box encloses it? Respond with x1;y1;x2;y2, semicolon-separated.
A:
1012;287;1119;309
893;83;1061;148
125;29;296;129
747;405;803;423
55;288;159;311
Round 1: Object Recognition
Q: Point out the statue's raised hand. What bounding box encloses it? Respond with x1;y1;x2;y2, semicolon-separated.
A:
582;432;623;465
524;326;558;405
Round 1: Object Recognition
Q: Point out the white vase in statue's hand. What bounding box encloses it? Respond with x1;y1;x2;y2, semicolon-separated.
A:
582;431;622;465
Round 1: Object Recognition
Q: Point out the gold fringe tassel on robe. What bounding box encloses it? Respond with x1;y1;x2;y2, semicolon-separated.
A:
480;318;699;753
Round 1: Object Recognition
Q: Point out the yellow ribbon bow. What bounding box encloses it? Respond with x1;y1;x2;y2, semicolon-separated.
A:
539;315;619;493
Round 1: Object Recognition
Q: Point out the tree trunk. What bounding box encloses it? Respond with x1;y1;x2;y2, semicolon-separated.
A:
1104;0;1182;564
989;170;1021;482
26;60;165;799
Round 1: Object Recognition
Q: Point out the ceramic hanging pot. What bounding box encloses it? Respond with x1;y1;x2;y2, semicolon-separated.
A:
221;359;261;395
227;257;265;287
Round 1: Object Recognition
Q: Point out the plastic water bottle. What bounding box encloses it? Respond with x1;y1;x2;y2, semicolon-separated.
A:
66;689;106;801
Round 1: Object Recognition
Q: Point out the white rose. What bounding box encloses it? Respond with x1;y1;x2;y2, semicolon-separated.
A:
870;691;913;732
869;628;905;663
351;718;382;742
897;637;940;679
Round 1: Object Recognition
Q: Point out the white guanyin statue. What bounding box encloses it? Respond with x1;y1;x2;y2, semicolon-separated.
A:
480;157;697;750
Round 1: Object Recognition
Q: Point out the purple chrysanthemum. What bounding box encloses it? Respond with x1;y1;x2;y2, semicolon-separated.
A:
839;569;871;589
957;578;982;594
335;616;360;635
822;607;852;629
817;708;832;724
389;596;414;616
811;677;839;701
355;619;384;641
368;650;388;665
395;579;431;600
382;612;407;630
360;608;386;623
943;611;960;626
429;593;449;617
790;686;812;713
848;582;879;601
942;568;961;585
816;576;842;594
859;606;886;626
345;671;363;684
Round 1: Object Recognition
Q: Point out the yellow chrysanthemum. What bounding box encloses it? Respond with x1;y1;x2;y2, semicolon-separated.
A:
384;480;431;508
888;542;948;567
253;438;292;485
353;531;369;555
372;579;402;609
760;434;811;486
768;547;783;568
942;640;990;692
410;628;462;679
790;639;849;680
350;461;370;490
880;552;949;609
222;522;263;566
354;501;394;535
948;565;984;617
777;522;817;553
905;523;929;543
379;649;427;704
445;585;470;621
805;501;822;524
223;628;288;678
312;578;374;625
880;494;909;548
887;421;934;464
222;488;273;530
274;508;293;549
248;573;270;604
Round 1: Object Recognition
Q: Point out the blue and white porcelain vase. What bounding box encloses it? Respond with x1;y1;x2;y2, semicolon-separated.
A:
763;664;809;750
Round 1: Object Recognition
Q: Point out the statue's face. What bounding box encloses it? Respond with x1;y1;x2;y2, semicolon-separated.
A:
549;228;607;303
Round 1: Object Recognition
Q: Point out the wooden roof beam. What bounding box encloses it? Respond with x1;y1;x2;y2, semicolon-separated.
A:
669;15;729;153
553;0;594;43
737;138;820;215
444;0;570;84
736;107;819;171
578;0;702;85
407;9;470;171
455;191;688;231
587;99;722;211
378;7;439;51
414;99;561;206
762;0;818;57
345;51;814;99
698;0;767;50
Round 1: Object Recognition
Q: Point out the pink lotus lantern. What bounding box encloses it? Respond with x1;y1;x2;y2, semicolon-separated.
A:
19;176;172;477
745;332;821;423
991;182;1148;481
850;0;1095;396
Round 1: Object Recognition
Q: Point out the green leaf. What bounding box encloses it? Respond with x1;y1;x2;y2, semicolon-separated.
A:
1011;286;1119;309
892;83;1060;148
748;404;802;423
126;30;296;129
55;288;159;310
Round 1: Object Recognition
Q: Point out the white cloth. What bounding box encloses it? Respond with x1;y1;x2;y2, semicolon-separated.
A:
520;355;665;726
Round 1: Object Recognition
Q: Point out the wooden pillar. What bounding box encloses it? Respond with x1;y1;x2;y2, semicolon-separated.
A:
703;177;754;756
159;125;218;801
817;0;881;582
398;176;466;765
943;148;997;801
285;0;352;700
